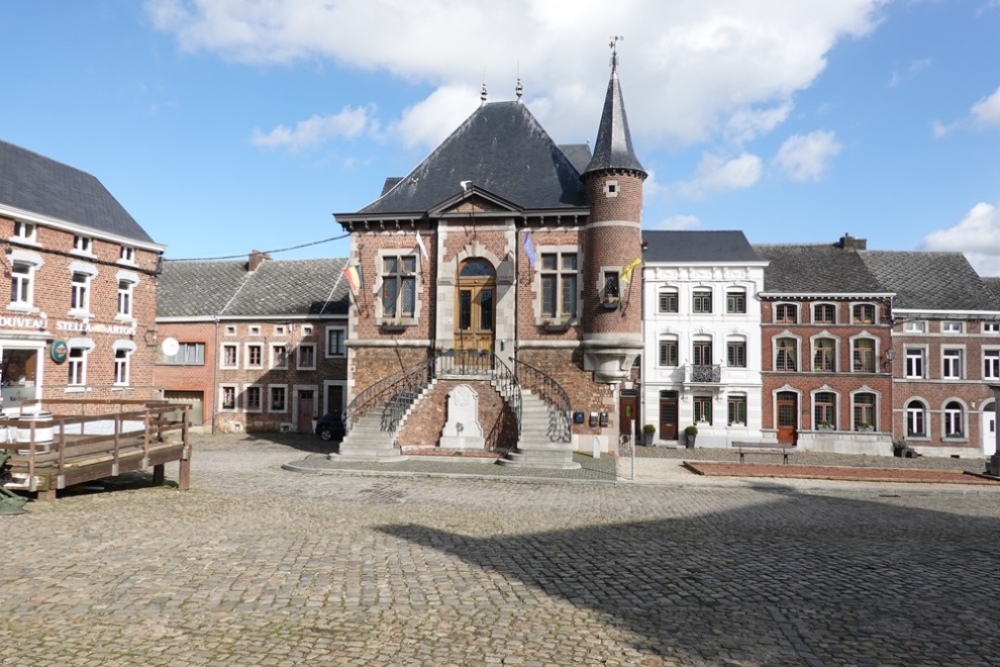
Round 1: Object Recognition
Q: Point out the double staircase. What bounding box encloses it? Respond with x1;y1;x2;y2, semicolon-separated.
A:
335;351;578;469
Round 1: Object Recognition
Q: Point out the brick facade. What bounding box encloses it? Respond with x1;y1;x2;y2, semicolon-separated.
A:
1;215;161;417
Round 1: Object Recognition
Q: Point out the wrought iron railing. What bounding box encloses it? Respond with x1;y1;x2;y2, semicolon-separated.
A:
344;359;431;432
509;357;572;443
434;348;495;376
688;364;722;383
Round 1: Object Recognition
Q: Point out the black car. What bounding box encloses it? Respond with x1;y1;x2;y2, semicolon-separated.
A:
315;412;345;441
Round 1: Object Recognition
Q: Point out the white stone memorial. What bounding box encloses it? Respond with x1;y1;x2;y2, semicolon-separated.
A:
439;384;485;450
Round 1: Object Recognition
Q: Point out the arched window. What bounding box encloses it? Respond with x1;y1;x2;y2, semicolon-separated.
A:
944;401;964;438
906;400;926;438
775;337;797;371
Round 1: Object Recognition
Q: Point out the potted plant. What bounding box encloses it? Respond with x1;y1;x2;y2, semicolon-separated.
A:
684;424;698;449
642;423;656;447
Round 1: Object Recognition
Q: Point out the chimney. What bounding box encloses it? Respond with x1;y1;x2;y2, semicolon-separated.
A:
838;233;867;251
248;249;270;272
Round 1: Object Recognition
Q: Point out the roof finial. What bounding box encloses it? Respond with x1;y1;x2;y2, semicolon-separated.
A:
609;35;623;73
481;70;488;106
515;62;523;102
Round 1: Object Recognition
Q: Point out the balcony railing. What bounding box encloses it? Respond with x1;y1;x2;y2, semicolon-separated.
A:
686;364;722;383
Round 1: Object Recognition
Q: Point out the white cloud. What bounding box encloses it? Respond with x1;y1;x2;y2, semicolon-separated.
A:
970;86;1000;129
146;0;885;149
391;85;482;150
652;214;701;230
888;57;930;87
772;130;842;182
677;152;763;199
921;201;1000;275
251;105;378;151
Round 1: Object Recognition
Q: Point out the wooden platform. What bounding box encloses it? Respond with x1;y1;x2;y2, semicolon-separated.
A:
1;400;191;501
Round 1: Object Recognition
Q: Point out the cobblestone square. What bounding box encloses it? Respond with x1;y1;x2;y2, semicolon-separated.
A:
2;434;999;666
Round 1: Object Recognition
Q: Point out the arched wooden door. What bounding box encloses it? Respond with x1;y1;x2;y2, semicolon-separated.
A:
455;258;496;355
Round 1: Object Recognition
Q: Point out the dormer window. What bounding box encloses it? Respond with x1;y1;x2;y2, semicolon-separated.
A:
13;221;36;243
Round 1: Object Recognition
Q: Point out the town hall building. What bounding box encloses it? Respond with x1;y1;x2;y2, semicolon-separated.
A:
333;56;645;466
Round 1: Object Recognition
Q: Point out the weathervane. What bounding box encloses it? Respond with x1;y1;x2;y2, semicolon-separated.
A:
609;35;623;72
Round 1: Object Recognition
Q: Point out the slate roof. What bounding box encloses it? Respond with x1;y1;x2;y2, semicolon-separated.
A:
583;69;645;176
753;244;885;294
982;277;1000;305
643;230;762;263
157;257;349;319
859;251;1000;311
0;139;156;245
353;101;587;215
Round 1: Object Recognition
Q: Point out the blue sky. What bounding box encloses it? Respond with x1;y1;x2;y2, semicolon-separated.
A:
3;1;1000;274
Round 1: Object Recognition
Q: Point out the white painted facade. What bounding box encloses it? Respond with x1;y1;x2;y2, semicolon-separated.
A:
641;261;767;448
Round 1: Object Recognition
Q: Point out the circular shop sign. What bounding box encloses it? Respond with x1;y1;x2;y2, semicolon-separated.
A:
50;340;69;364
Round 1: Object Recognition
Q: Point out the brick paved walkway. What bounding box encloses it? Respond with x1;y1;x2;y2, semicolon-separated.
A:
2;433;999;666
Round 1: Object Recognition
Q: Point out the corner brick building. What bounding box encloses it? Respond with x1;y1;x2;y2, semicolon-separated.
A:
333;60;645;464
155;253;349;433
1;140;163;416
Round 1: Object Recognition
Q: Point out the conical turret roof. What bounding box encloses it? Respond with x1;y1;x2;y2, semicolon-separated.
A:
583;65;645;177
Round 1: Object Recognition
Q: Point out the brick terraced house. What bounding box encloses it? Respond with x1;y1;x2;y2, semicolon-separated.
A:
332;57;645;466
155;252;349;433
754;236;896;455
1;140;164;416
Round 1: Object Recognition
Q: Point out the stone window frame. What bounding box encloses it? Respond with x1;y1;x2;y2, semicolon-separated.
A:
811;388;840;430
774;302;798;324
219;384;238;412
245;343;264;370
112;341;136;387
270;343;289;370
850;302;877;325
984;347;1000;380
905;398;929;440
941;346;965;380
243;384;263;413
116;270;139;323
374;249;421;326
813;302;837;324
326;326;347;358
8;250;43;313
942;399;967;440
297;342;317;370
534;245;580;325
904;345;928;379
849;333;879;373
850;389;879;431
810;332;839;372
773;332;800;372
268;384;288;413
220;343;239;369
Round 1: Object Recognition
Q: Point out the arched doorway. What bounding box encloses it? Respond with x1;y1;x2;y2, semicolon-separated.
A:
776;391;798;445
455;258;496;356
982;400;996;455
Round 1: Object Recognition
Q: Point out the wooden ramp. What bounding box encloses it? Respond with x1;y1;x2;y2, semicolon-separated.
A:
1;400;191;501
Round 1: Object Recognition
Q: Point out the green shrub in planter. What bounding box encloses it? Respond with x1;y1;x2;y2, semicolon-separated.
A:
643;424;656;434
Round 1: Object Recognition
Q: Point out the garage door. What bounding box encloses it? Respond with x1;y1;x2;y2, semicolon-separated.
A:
163;391;204;426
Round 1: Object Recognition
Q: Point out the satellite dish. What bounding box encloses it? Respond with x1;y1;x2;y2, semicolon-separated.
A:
161;337;180;357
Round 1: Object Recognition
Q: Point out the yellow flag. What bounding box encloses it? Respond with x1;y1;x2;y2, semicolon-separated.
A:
619;257;642;283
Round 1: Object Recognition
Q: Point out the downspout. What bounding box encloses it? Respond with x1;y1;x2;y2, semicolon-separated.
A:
211;315;219;434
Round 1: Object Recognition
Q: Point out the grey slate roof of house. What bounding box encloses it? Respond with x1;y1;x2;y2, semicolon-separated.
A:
157;257;349;319
0;139;155;245
859;251;1000;311
583;70;645;176
982;277;1000;305
753;244;886;294
353;101;587;216
643;230;762;263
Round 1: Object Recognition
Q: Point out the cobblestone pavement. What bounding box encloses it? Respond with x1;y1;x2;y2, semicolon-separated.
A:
3;433;1000;666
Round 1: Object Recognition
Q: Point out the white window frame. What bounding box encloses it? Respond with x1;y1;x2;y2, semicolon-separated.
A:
774;334;800;371
13;221;37;244
119;245;136;264
243;384;263;413
9;260;34;310
906;399;927;438
774;302;798;324
942;347;963;379
72;234;93;255
67;348;87;388
220;385;238;412
851;391;878;431
725;289;747;314
941;321;963;334
302;325;314;336
691;287;713;314
268;384;288;413
116;280;134;319
943;400;965;438
726;337;747;368
984;348;1000;380
812;389;839;430
297;342;317;370
851;302;877;325
810;334;838;372
903;320;926;333
326;326;346;358
270;343;289;369
221;343;239;369
904;347;926;379
984;322;1000;334
245;343;263;369
249;325;261;336
274;325;286;336
658;287;679;314
225;325;237;336
114;348;131;386
658;337;679;367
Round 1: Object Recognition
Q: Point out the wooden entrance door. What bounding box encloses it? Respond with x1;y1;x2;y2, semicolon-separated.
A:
297;390;314;431
659;390;678;441
455;259;496;355
620;390;638;439
777;391;798;444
